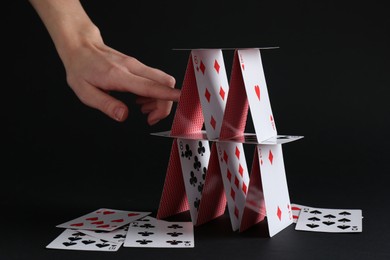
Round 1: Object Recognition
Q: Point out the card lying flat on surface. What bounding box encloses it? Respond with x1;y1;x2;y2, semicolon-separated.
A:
46;229;121;252
79;223;129;244
123;216;194;248
56;208;151;231
295;206;363;233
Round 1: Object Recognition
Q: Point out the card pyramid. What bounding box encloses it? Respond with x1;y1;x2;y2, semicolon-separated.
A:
152;48;303;237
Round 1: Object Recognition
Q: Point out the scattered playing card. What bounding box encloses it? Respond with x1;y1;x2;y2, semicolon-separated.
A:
56;208;151;231
295;206;363;233
79;224;129;244
46;229;121;252
123;216;194;248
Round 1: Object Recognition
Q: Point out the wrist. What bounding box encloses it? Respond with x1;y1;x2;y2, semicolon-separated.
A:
54;23;102;65
29;0;103;64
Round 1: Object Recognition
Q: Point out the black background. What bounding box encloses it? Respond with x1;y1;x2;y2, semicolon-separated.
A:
2;1;389;259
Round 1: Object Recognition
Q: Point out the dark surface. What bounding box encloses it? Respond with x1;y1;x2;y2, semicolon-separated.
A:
2;1;389;259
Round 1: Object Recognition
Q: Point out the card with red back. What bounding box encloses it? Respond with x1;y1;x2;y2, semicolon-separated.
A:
56;208;150;231
156;49;228;225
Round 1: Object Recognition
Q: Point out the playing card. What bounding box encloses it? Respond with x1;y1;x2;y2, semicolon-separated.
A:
191;49;229;140
238;48;277;142
169;53;204;137
177;138;211;223
156;139;190;220
291;203;305;223
239;147;267;232
56;208;151;231
257;144;293;237
216;141;250;231
295;206;363;233
46;229;120;252
259;135;304;145
218;48;249;140
219;134;304;145
123;216;194;248
195;142;227;226
79;224;129;244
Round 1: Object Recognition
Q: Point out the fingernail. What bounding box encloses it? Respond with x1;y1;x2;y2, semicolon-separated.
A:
149;119;160;125
114;107;125;121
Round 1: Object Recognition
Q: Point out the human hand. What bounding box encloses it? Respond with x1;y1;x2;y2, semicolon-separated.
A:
63;39;180;124
29;0;180;125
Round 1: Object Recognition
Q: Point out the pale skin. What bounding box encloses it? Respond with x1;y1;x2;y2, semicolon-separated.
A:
28;0;181;125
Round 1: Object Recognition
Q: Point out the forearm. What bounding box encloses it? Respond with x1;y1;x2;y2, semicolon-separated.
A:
29;0;102;64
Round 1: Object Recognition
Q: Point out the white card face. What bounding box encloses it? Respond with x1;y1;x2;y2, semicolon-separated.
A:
177;138;211;223
46;229;121;252
216;142;250;231
295;206;363;233
79;224;129;244
123;216;194;248
238;49;277;142
257;144;293;237
56;208;151;231
192;49;229;139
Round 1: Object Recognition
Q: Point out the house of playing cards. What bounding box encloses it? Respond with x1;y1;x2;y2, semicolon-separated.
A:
152;48;303;237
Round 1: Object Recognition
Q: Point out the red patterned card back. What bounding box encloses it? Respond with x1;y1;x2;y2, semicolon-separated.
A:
196;143;227;226
220;49;249;140
171;53;204;136
239;146;266;232
156;139;189;219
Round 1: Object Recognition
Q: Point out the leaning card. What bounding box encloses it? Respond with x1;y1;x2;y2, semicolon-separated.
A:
191;49;229;140
216;141;250;231
123;216;194;248
295;206;363;233
177;138;211;223
56;208;151;231
291;203;305;223
46;229;120;251
257;144;293;237
238;48;277;142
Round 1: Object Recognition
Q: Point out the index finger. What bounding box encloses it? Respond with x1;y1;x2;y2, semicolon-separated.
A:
124;56;176;87
109;69;181;102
